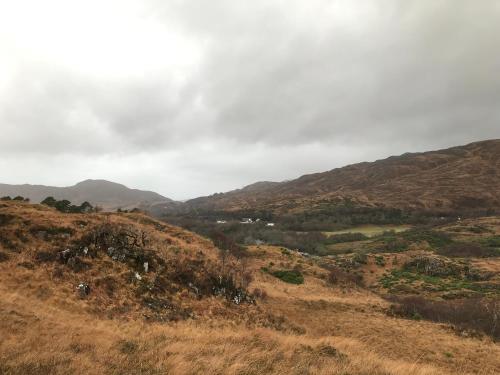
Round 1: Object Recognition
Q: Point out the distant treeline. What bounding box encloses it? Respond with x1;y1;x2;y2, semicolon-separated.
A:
1;194;96;214
162;204;438;234
160;202;498;255
1;196;30;202
164;202;497;232
161;212;367;255
40;196;97;213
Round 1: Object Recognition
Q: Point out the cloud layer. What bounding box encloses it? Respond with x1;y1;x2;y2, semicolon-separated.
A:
0;0;499;199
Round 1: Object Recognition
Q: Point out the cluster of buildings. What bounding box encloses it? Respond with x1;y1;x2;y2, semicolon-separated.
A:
216;218;275;226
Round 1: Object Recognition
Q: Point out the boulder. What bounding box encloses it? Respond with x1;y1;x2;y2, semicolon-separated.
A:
76;283;91;298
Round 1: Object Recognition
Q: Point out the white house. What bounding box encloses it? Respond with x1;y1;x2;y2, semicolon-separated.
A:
266;222;275;227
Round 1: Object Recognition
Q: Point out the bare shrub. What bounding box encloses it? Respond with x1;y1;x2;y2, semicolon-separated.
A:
0;234;16;250
95;276;118;297
252;288;268;300
35;251;57;263
118;340;138;354
0;213;15;226
209;230;248;259
388;296;500;340
326;265;363;287
52;267;64;278
438;242;499;258
325;232;368;244
29;225;75;237
0;251;9;262
403;256;461;277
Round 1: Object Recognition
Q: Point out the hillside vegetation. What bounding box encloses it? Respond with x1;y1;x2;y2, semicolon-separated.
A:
182;140;500;216
1;201;499;374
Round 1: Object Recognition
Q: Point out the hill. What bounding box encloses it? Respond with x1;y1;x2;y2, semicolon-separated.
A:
0;200;499;374
0;179;173;211
184;139;500;215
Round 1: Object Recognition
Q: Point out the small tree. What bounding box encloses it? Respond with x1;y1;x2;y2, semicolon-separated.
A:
0;196;11;201
41;196;57;207
79;201;93;213
55;199;71;212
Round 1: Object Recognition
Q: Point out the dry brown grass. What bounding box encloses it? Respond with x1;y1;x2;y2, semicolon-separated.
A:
0;201;499;374
0;282;476;375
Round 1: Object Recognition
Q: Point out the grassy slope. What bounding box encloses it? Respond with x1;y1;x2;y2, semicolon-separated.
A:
0;202;499;374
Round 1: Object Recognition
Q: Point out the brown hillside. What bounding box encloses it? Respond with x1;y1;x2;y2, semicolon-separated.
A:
186;139;500;214
1;201;500;374
0;201;263;323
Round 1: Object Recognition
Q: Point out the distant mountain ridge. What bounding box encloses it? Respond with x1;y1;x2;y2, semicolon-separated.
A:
3;140;499;216
0;179;172;211
184;139;500;214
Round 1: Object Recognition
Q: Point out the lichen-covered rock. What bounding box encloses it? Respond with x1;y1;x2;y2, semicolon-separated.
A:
76;283;91;298
79;224;153;271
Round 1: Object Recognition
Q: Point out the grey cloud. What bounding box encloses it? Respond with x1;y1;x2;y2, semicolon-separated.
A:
0;0;499;198
156;0;500;146
0;66;207;155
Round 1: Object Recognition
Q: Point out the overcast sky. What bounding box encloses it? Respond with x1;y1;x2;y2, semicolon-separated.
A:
0;1;499;199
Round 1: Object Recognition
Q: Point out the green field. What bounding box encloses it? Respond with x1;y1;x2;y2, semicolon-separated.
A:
324;224;412;238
